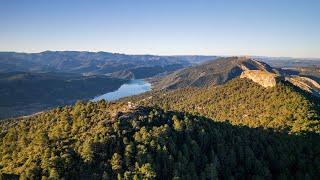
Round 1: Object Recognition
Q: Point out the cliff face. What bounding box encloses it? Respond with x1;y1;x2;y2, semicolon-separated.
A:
240;70;280;88
240;70;320;96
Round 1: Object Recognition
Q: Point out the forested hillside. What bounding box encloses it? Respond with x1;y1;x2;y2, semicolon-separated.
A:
0;101;319;179
129;78;320;133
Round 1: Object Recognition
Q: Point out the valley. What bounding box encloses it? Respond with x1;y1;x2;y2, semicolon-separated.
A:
0;52;215;119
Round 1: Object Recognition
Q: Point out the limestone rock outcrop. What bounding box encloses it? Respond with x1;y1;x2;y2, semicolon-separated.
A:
240;70;280;88
240;70;320;97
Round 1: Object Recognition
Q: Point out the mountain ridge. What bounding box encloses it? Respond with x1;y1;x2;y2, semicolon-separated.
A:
152;57;277;90
152;56;320;97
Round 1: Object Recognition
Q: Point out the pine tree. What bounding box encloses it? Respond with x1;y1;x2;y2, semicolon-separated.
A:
111;153;123;174
172;115;183;131
139;163;156;179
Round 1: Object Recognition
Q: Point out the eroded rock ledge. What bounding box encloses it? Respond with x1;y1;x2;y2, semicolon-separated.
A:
241;70;320;97
240;70;281;88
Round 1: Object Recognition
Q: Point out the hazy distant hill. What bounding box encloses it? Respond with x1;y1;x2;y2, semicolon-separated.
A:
0;51;215;78
260;57;320;68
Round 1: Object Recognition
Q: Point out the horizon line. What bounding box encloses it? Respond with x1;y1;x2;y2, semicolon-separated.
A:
0;50;319;59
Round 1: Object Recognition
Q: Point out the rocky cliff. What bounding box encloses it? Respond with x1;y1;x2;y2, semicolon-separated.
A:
240;70;280;88
240;70;320;96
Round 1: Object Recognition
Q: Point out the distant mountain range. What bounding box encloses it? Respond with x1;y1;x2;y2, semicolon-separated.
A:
0;51;216;77
254;56;320;70
1;51;319;76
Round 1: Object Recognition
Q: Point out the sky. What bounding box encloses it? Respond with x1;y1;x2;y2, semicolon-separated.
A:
0;0;319;58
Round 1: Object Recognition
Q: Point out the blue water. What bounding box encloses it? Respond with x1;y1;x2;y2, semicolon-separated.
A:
93;79;151;101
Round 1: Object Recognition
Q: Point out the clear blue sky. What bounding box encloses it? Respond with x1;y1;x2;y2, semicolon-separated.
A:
0;0;319;57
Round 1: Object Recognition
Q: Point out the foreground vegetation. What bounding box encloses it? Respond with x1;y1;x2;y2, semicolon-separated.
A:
0;101;319;179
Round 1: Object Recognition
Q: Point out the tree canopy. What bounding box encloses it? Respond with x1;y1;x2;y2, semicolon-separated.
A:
0;100;319;179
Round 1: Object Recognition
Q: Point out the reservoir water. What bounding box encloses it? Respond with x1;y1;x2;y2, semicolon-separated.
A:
93;79;151;101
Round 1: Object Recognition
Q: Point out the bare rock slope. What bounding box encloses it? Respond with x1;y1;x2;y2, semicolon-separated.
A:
240;68;320;97
240;70;281;88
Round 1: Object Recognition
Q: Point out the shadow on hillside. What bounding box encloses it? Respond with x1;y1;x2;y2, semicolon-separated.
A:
111;106;320;179
1;106;319;179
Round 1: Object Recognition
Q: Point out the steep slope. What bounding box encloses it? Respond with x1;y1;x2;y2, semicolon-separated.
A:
0;102;319;179
128;78;320;133
152;57;275;90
